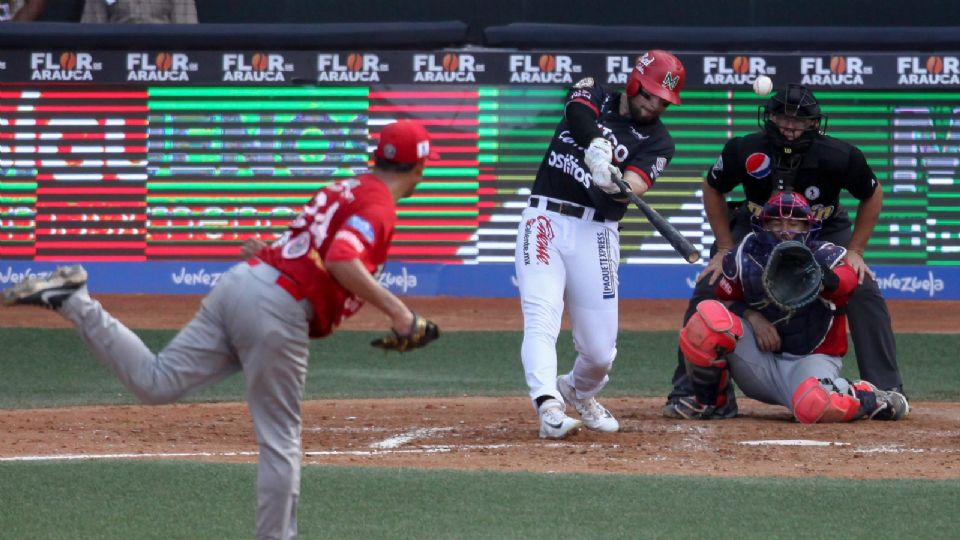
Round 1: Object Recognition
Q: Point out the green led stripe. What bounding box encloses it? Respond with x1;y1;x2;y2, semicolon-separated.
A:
816;91;960;100
670;130;741;138
479;128;555;137
401;197;479;203
676;143;726;152
149;113;366;123
0;197;37;203
0;183;38;191
929;261;960;266
864;251;928;259
149;182;328;190
930;193;960;198
149;87;368;97
645;190;700;197
479;88;566;97
418;182;479;190
149;153;368;162
661;118;757;126
398;225;475;230
148;100;369;110
820;105;896;113
830;118;890;126
479;102;563;111
478;115;557;124
655;177;702;184
148;225;287;231
479;141;550;150
146;211;298;217
423;168;479;177
397;210;476;216
148;196;308;203
671;157;722;165
677;91;736;99
479;155;542;163
151;168;358;177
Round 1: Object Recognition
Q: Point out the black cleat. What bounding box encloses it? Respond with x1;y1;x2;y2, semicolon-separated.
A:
1;265;88;309
662;394;739;420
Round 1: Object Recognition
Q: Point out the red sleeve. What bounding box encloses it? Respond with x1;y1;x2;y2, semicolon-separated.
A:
821;262;858;304
715;276;744;301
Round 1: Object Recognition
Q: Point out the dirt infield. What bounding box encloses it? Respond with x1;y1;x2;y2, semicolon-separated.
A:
2;296;959;480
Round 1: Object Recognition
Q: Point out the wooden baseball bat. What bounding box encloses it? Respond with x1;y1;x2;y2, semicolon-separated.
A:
611;172;701;264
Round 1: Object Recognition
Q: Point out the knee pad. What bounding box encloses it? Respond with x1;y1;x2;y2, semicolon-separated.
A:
679;300;743;369
791;377;861;424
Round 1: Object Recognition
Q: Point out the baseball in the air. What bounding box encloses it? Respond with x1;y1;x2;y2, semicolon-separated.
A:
753;75;773;96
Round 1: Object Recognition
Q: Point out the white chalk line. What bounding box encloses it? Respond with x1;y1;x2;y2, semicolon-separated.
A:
0;444;527;463
739;439;849;447
369;427;453;449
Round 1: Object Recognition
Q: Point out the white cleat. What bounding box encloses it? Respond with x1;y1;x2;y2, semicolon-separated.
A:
557;376;620;432
538;398;582;439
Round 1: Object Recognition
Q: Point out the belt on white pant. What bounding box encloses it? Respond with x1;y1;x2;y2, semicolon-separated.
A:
529;196;605;222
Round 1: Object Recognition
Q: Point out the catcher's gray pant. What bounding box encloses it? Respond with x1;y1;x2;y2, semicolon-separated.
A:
727;322;843;411
59;261;312;540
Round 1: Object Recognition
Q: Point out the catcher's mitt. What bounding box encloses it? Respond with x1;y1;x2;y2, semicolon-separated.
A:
762;240;823;312
371;312;440;352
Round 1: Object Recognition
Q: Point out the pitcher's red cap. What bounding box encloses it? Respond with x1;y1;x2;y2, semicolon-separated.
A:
374;121;437;164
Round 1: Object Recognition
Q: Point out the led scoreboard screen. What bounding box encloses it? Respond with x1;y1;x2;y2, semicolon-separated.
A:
1;50;959;299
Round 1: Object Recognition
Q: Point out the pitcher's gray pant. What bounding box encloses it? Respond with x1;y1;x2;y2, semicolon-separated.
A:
60;262;311;540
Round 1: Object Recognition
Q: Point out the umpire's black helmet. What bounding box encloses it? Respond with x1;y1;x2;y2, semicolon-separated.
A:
758;83;828;152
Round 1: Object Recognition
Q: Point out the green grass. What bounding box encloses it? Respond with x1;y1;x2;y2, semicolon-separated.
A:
1;327;958;539
1;461;957;540
0;328;960;408
0;328;957;408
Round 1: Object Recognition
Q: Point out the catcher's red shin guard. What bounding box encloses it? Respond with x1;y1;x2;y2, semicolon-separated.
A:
791;377;861;424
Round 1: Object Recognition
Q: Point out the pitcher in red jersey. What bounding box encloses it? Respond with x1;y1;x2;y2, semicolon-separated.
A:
1;120;440;540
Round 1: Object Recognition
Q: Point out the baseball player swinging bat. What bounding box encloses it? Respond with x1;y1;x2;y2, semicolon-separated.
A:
611;170;700;263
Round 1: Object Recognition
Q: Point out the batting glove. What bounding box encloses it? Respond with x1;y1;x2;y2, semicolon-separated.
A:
584;138;621;194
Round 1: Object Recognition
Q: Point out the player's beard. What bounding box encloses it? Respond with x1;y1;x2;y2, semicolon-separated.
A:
627;97;659;124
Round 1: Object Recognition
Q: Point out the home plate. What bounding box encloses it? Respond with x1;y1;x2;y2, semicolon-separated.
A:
739;439;850;447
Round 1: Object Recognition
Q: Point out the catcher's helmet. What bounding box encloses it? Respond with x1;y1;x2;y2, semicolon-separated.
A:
626;50;685;105
752;191;820;244
758;84;827;152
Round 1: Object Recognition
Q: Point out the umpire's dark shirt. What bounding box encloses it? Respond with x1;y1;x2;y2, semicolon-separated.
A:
706;131;879;232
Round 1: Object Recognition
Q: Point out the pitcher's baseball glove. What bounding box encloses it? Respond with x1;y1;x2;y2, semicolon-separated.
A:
762;241;823;312
371;312;440;352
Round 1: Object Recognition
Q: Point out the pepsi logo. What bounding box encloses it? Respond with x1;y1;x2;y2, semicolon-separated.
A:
745;153;772;179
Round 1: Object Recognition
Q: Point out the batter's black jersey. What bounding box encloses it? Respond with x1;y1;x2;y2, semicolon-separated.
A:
706;131;878;223
531;77;675;222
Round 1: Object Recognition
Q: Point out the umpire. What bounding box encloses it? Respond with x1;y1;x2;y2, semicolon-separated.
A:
662;83;904;419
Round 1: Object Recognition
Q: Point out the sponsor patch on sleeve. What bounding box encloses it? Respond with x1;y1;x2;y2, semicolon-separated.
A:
573;77;594;89
346;214;375;243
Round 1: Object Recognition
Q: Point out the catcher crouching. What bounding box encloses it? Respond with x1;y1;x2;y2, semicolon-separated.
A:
676;191;908;423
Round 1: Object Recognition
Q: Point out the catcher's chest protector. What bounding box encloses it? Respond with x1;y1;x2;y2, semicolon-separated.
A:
729;234;846;354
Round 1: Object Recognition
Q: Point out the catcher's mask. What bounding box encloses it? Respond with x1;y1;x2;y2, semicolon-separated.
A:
626;49;685;105
752;191;820;245
758;83;827;153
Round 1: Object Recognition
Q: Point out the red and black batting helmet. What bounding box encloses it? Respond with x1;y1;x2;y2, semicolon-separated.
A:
752;191;821;244
625;49;685;105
